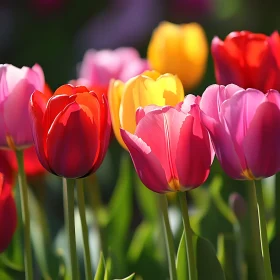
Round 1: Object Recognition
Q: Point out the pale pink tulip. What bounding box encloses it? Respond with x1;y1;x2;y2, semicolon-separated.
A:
78;47;149;87
0;64;45;149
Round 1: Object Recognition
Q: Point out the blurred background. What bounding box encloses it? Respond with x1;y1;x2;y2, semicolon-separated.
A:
1;0;279;90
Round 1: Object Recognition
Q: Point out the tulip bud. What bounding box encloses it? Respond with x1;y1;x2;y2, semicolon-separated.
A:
229;193;247;221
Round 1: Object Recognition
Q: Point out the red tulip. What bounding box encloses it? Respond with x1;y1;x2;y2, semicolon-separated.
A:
30;84;111;178
121;97;214;193
212;31;280;92
0;155;17;252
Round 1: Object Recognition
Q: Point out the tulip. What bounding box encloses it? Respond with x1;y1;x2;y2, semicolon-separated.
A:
212;31;280;92
0;64;45;150
109;70;185;148
0;158;17;252
30;84;111;178
200;84;280;180
147;21;208;90
78;47;149;87
120;97;213;193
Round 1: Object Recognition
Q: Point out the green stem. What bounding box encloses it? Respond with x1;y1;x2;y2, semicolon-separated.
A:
16;151;33;280
158;195;177;280
178;192;197;280
76;178;93;280
63;178;79;280
247;180;265;280
255;180;273;280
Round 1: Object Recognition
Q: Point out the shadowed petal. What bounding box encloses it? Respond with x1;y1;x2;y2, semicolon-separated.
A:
46;102;99;178
244;102;280;178
121;129;169;193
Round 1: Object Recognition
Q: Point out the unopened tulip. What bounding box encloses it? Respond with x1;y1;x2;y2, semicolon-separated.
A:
0;64;45;150
30;84;111;178
148;21;208;90
0;172;17;252
121;99;213;193
200;84;280;180
109;71;184;148
78;47;149;87
212;31;280;92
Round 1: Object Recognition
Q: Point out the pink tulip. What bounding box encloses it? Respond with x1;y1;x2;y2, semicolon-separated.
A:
121;98;213;193
0;64;45;150
78;47;149;87
200;84;280;180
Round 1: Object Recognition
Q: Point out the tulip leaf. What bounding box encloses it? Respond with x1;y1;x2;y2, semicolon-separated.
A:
114;273;135;280
176;230;189;280
104;257;112;280
127;222;154;263
210;176;237;225
135;177;159;223
195;234;226;280
28;188;59;280
94;252;106;280
127;221;166;280
107;153;133;276
217;234;244;280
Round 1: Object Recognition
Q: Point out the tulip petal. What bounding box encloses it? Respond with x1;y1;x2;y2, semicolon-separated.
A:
136;105;162;125
46;102;99;178
44;94;76;132
0;193;17;252
30;91;52;172
108;79;126;147
243;102;280;178
176;106;212;188
87;93;111;173
120;129;169;193
135;107;186;183
179;94;199;114
201;111;243;179
221;89;265;170
211;36;245;86
3;79;38;147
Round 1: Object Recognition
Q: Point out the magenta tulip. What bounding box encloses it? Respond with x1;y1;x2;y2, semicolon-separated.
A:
121;98;213;193
200;84;280;180
0;64;45;150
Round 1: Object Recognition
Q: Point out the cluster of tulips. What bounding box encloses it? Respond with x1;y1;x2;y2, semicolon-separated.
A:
1;21;280;280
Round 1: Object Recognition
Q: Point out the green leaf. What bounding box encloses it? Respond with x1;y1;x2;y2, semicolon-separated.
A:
195;234;226;280
107;153;133;276
28;188;59;280
210;177;237;225
217;234;244;280
127;222;154;263
114;273;135;280
176;230;225;280
176;230;188;280
135;177;159;223
104;257;112;280
94;252;106;280
0;266;25;280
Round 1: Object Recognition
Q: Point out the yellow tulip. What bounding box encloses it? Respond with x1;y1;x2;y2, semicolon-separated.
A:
147;21;208;90
108;70;184;148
